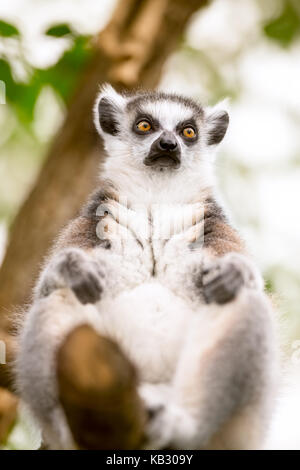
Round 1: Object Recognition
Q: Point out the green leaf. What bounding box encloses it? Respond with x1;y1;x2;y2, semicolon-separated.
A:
264;1;300;47
0;59;42;124
0;20;20;37
264;277;275;294
0;58;18;100
36;36;92;104
45;24;73;37
0;34;92;124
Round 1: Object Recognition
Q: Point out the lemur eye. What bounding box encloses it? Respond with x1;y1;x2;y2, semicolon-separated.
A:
183;127;196;138
137;120;152;132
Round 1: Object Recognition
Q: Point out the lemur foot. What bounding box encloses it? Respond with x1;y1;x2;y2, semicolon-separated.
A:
145;404;197;450
38;248;104;305
139;384;196;450
202;253;263;305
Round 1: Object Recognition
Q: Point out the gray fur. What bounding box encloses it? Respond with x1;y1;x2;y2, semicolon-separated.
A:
98;97;120;135
145;289;275;449
126;91;204;117
201;252;263;304
36;248;105;305
207;109;229;145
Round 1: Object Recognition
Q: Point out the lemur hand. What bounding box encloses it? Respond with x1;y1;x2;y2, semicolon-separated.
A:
202;253;263;305
37;248;104;304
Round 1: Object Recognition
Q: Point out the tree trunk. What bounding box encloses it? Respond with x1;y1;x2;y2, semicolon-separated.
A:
0;0;208;447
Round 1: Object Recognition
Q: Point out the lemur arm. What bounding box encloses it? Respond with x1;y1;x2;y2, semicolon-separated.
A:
34;188;113;304
198;197;264;302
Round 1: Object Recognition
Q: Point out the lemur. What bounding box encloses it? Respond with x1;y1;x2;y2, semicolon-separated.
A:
16;85;277;450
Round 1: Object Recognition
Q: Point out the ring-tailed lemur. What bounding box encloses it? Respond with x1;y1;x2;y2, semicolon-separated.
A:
16;85;277;450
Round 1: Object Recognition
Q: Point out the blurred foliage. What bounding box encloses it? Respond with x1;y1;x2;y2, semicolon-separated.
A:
0;20;20;37
45;23;73;37
0;20;93;224
264;0;300;47
0;23;92;127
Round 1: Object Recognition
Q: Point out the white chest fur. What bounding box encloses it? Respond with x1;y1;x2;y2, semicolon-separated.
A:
94;198;205;382
93;170;209;382
97;198;205;278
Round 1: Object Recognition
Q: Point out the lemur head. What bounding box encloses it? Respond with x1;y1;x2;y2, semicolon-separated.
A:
94;84;229;174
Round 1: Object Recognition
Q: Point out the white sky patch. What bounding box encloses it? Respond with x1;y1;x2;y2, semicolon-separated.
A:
223;98;299;166
265;366;300;450
255;173;300;270
187;0;261;59
240;42;300;113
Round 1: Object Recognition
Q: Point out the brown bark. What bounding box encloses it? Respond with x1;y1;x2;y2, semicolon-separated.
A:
0;0;208;447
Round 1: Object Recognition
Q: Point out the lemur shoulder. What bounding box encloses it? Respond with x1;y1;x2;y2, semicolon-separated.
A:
16;85;277;450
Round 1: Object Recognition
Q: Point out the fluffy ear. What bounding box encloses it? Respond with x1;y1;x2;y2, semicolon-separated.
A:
205;104;229;145
94;84;126;136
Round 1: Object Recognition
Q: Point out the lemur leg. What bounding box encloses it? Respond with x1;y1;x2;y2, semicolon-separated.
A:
16;288;101;449
16;288;145;449
144;254;276;450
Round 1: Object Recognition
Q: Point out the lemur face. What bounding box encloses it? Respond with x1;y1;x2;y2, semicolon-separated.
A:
94;84;229;173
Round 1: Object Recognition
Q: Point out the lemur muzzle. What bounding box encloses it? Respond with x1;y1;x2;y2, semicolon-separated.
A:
144;131;181;169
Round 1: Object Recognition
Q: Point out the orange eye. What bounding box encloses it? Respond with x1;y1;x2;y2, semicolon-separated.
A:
137;120;151;132
183;127;196;138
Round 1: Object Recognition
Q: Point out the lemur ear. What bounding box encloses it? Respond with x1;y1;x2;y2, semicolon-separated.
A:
94;84;126;136
205;106;229;145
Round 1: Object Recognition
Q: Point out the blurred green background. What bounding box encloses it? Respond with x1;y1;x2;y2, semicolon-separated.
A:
0;0;300;449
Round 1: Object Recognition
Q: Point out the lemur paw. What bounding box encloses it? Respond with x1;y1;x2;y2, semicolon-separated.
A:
39;248;105;305
202;253;262;305
145;404;197;450
58;250;104;305
139;384;196;449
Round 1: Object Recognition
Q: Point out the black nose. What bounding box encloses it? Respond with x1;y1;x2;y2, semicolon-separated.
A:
159;133;177;151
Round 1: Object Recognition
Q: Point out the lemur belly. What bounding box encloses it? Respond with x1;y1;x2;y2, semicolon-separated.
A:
97;283;196;382
95;201;204;382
